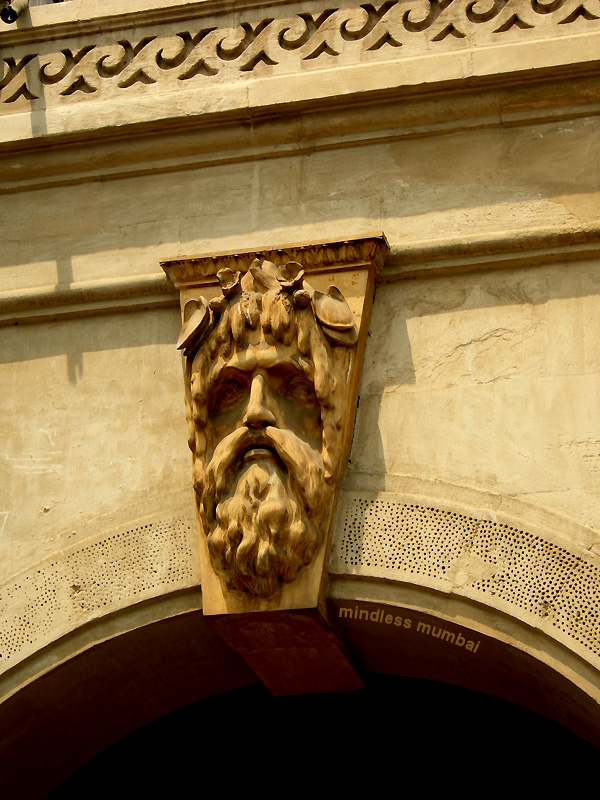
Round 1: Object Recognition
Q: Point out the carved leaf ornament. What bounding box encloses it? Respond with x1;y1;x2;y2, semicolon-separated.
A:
1;0;598;104
177;296;212;353
176;259;358;356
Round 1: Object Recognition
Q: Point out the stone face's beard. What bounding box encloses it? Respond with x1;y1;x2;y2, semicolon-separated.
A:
208;460;320;598
195;426;329;599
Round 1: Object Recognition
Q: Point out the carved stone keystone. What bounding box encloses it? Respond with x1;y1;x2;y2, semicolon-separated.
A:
162;235;388;617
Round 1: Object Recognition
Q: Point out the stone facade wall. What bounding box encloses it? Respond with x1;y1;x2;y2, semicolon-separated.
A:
1;0;599;748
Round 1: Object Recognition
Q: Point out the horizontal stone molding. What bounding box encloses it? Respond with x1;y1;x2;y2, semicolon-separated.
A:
330;489;600;671
1;67;598;192
382;225;600;280
4;228;600;326
7;0;596;48
0;274;178;326
0;0;285;46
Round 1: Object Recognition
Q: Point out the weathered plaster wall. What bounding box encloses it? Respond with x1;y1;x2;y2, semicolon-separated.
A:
353;261;600;534
1;0;600;757
0;310;189;569
1;113;599;295
2;111;599;574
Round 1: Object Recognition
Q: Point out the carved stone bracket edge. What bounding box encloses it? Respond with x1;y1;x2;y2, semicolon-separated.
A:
161;234;389;292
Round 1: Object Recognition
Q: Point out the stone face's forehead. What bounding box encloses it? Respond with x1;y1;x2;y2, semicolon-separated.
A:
207;341;313;387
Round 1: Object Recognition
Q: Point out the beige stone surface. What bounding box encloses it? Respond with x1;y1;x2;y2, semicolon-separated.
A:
0;0;599;747
350;261;600;535
1;110;598;299
0;309;191;575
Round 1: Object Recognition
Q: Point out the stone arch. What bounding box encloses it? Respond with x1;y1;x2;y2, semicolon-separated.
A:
1;486;599;796
0;601;257;798
327;483;600;744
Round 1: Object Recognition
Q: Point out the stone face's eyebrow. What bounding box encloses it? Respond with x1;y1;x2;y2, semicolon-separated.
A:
207;349;259;381
208;350;314;387
206;360;245;395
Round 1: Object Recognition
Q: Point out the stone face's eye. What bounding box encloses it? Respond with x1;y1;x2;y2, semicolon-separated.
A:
210;373;249;413
281;374;318;408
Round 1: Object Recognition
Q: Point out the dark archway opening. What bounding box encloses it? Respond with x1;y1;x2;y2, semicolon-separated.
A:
49;673;598;796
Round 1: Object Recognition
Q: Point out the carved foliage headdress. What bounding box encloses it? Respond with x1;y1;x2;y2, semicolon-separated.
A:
176;258;358;358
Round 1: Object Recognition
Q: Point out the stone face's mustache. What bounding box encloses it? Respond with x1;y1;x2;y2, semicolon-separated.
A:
204;427;253;501
203;425;324;518
262;427;323;509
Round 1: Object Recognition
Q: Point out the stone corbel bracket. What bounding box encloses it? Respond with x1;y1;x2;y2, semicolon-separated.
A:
162;234;388;617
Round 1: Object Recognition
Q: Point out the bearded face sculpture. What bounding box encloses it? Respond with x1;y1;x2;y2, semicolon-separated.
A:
179;259;357;600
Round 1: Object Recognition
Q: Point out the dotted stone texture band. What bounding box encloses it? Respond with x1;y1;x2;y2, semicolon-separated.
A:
330;491;600;664
4;494;600;675
0;513;197;675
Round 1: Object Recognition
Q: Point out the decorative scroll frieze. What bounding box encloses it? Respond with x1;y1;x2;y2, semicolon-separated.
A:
1;0;598;106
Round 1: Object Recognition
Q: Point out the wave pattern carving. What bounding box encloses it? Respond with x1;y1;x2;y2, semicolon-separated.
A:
1;0;598;105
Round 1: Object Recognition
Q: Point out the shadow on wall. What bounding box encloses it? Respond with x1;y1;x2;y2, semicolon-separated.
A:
349;256;600;476
55;253;83;383
0;305;181;365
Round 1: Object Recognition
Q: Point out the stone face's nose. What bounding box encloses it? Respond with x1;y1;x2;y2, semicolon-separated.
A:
243;373;277;428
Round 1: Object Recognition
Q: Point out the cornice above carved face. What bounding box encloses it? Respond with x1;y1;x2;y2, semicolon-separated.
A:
2;1;597;149
161;234;388;289
2;0;598;99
